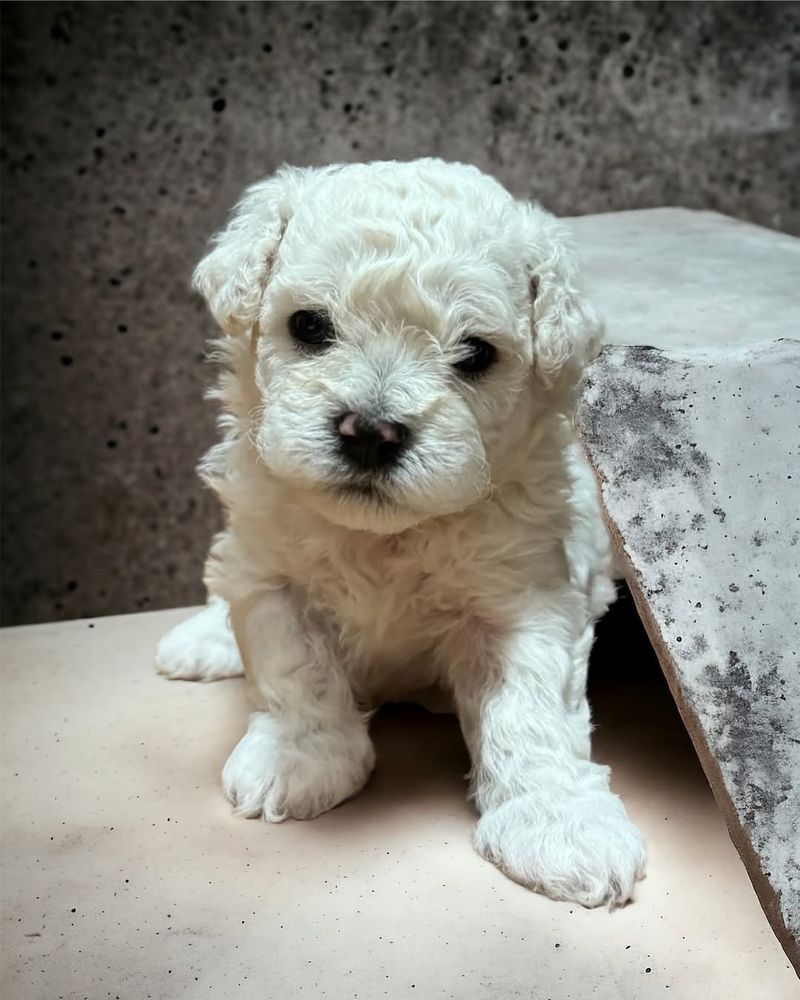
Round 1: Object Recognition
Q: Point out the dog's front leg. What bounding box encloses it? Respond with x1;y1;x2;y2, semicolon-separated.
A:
448;604;646;908
221;588;374;822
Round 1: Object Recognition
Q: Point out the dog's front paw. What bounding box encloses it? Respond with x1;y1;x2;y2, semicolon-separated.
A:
222;712;375;822
156;599;243;681
474;766;646;909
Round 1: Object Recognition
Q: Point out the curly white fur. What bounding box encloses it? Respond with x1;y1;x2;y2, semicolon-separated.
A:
157;158;645;908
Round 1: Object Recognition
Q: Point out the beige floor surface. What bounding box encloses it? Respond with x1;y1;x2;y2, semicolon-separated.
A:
2;607;797;1000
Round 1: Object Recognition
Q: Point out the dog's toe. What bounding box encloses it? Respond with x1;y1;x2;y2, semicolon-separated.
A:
474;773;647;908
222;712;375;822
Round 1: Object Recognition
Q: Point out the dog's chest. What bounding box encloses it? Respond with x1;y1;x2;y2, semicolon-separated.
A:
303;536;458;657
282;514;551;667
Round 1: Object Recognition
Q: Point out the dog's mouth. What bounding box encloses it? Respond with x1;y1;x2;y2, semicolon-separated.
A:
326;462;407;506
333;478;392;505
308;472;427;535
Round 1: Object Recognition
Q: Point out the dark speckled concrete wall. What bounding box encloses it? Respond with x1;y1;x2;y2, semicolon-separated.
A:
2;1;798;625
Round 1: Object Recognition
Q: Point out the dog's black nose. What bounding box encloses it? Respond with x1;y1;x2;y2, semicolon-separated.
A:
336;412;410;471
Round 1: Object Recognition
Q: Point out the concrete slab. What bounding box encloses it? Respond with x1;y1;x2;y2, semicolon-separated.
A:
2;607;798;999
571;209;800;350
577;339;800;972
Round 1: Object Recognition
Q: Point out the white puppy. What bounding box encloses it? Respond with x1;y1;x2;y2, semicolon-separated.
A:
157;158;646;907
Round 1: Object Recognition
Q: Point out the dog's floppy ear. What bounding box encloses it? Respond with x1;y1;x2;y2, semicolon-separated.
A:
192;166;307;335
517;203;603;391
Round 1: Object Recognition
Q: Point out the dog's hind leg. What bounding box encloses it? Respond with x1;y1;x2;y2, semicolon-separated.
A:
155;596;244;681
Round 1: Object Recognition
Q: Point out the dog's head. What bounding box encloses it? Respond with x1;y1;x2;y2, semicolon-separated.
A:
194;159;601;534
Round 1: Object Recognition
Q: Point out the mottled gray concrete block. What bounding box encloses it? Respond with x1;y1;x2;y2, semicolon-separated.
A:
1;1;798;623
577;341;800;969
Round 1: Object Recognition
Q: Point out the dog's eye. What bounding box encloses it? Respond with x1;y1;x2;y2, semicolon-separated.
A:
288;310;335;349
453;337;497;377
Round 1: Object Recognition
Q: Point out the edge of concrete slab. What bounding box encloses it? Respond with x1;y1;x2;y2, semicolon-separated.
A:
603;511;800;975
